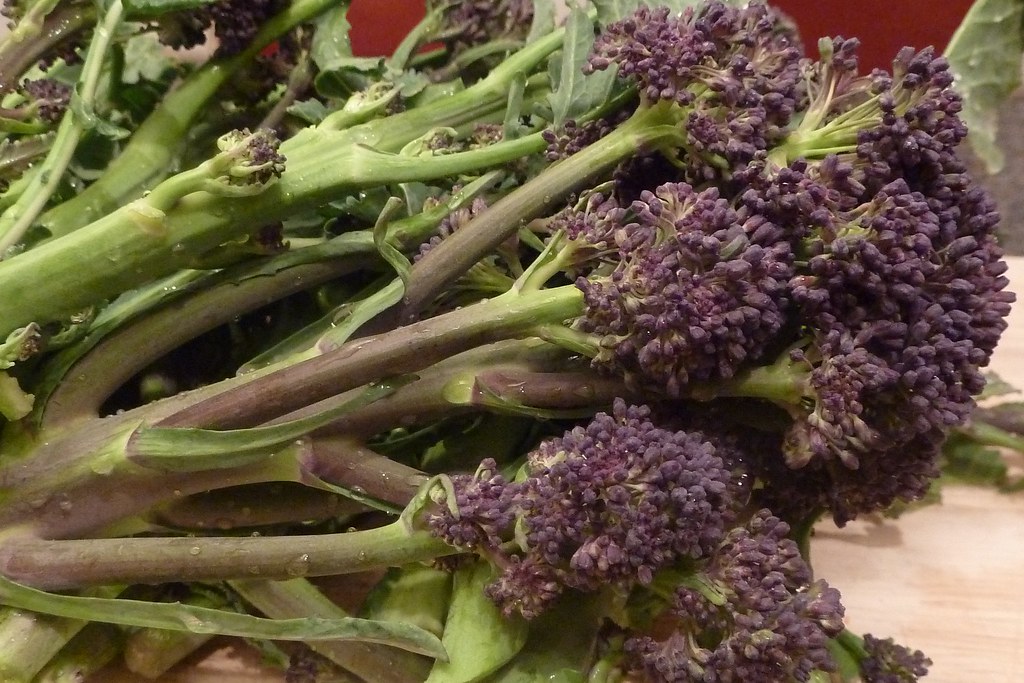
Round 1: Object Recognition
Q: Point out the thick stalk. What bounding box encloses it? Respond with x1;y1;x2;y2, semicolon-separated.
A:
0;126;549;338
0;427;426;540
397;100;684;322
0;520;455;590
157;284;585;429
37;0;344;240
0;435;305;540
40;255;362;428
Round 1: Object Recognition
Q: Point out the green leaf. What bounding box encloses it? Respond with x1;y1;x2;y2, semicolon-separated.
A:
426;560;527;683
548;8;597;128
981;370;1019;398
942;432;1009;487
122;0;217;15
287;98;331;124
128;378;412;471
0;371;33;420
945;0;1024;172
316;276;406;353
311;4;385;97
361;564;452;638
0;323;40;370
120;33;174;85
592;0;639;26
69;92;131;140
373;197;413;286
503;72;527;140
0;575;446;658
484;590;606;683
526;0;556;42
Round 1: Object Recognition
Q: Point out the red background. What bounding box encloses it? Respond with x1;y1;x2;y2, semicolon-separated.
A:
347;0;976;71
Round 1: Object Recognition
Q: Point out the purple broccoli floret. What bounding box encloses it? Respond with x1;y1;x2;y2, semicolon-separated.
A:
155;0;280;57
427;400;738;618
438;0;534;54
585;2;804;180
21;79;71;123
624;511;845;683
860;634;932;682
575;181;794;396
724;40;1012;521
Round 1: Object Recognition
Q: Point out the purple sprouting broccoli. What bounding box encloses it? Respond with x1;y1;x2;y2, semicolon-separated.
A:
754;158;1007;521
21;79;71;124
428;400;738;618
582;2;804;182
425;457;515;552
435;0;534;54
623;511;845;683
859;634;932;682
212;127;286;188
573;181;794;396
700;40;1014;523
429;7;1009;529
155;0;280;56
542;113;629;162
416;195;491;262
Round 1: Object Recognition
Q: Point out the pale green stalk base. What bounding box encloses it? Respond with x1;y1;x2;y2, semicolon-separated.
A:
232;578;431;683
0;585;121;683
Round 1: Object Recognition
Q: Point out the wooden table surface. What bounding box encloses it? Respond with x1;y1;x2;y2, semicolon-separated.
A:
97;259;1024;682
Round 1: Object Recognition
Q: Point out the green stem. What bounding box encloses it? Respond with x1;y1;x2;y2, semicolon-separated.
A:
351;27;563;150
258;47;314;131
34;622;124;683
0;420;428;539
0;4;94;94
397;100;684;322
0;520;455;590
0;116;549;339
157;284;585;429
429;38;525;82
38;254;361;428
36;0;342;241
695;355;810;405
0;433;303;540
960;419;1024;454
0;0;124;255
0;131;54;177
387;5;443;72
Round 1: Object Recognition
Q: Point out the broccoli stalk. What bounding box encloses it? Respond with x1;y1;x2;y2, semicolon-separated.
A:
0;27;567;336
0;3;94;94
0;0;125;255
35;0;346;241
